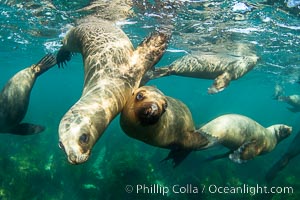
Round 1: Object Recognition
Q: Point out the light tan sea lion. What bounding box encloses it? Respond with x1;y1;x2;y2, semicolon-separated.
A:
197;114;292;163
57;18;168;164
120;86;208;167
0;54;56;135
142;52;259;94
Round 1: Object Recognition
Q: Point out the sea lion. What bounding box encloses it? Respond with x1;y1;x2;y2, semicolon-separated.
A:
57;18;168;164
197;114;292;163
142;48;259;94
120;86;208;167
277;94;300;112
0;54;56;135
266;129;300;182
273;84;284;100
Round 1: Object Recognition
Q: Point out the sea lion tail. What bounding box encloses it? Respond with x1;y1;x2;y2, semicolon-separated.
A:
160;149;192;168
35;54;57;75
265;154;290;182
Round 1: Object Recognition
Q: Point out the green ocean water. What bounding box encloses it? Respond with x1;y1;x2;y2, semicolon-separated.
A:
0;0;299;199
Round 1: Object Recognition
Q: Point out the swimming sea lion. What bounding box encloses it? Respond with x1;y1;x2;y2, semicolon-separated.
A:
197;114;292;163
277;95;300;112
142;50;259;94
273;84;284;100
120;86;209;167
266;129;300;182
0;54;56;135
57;18;168;164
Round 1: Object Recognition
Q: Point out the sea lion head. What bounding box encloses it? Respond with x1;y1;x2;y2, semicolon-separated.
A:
130;86;168;126
273;124;292;143
58;109;98;164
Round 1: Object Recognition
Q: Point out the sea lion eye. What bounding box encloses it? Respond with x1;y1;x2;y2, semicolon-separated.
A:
79;133;89;144
163;102;168;111
136;92;144;101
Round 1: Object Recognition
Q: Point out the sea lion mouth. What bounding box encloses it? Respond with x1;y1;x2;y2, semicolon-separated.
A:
59;141;90;165
137;102;163;126
67;150;91;165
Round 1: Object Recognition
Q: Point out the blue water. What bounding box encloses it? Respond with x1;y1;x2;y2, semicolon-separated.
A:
0;0;299;199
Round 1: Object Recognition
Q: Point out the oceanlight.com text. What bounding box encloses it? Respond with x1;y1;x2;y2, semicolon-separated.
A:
124;184;294;196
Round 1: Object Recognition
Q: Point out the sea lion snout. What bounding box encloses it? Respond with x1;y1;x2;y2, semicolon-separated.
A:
68;151;77;164
137;102;165;126
279;125;292;139
272;125;292;143
67;149;90;165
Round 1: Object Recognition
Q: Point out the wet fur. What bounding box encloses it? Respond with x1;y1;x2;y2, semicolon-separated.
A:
57;19;168;164
120;86;208;167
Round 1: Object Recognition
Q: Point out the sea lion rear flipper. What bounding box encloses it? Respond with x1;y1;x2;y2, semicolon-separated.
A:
229;140;261;163
195;129;219;149
56;47;73;68
265;154;290;183
161;148;192;168
9;123;45;135
208;72;232;94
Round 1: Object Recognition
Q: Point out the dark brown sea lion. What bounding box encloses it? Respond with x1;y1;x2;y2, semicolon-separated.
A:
57;18;168;164
0;54;56;135
120;86;208;167
266;130;300;182
197;114;292;163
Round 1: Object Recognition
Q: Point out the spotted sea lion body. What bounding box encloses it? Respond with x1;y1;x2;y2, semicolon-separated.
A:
0;54;56;135
57;19;168;164
143;51;258;94
120;86;208;167
198;114;292;163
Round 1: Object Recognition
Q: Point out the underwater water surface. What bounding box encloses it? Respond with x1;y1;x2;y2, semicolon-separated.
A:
0;0;300;199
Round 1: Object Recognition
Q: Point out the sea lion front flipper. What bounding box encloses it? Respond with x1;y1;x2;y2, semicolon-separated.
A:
9;123;45;135
33;54;57;75
229;140;261;163
56;47;72;68
140;66;171;86
152;67;172;79
208;71;232;94
161;148;192;168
